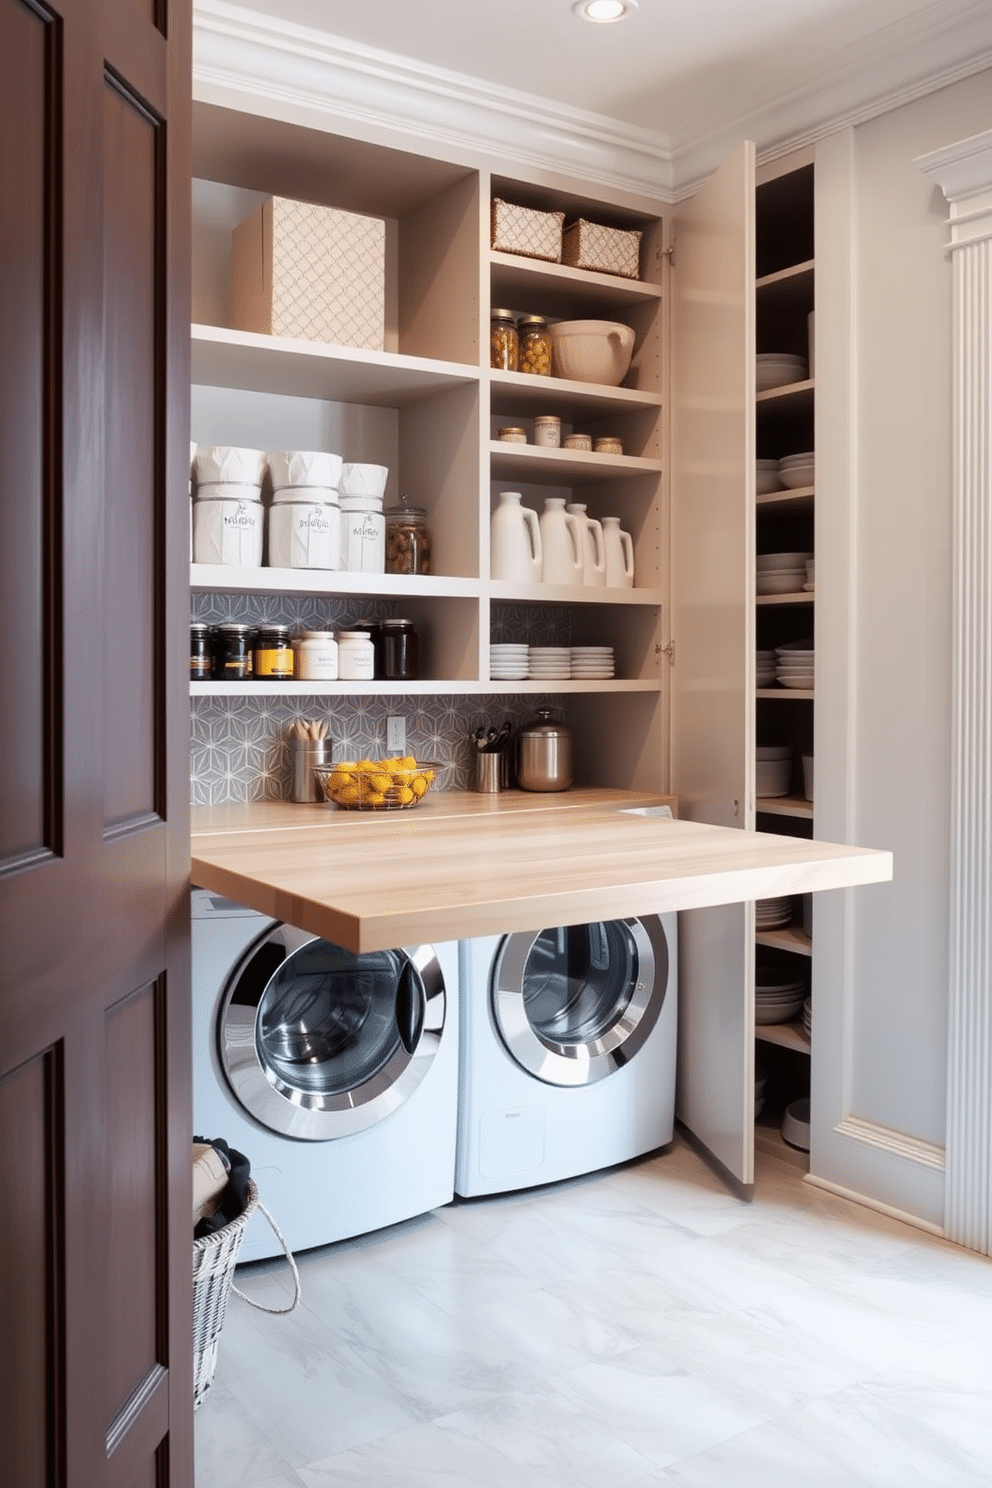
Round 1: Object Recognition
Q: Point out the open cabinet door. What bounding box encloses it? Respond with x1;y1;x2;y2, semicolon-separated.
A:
670;142;757;1186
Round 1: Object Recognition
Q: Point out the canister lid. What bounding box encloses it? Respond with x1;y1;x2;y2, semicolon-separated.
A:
518;314;548;330
491;308;517;321
520;708;569;737
381;618;413;629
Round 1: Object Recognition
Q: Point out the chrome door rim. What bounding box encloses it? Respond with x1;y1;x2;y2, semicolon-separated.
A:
491;917;667;1087
219;925;445;1140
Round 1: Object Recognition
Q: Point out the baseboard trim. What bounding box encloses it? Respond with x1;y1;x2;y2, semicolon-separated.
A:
833;1115;946;1171
804;1171;945;1238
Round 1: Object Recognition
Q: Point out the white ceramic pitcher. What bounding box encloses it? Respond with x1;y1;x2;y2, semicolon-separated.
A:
602;516;635;588
491;490;542;582
540;497;584;586
566;501;605;587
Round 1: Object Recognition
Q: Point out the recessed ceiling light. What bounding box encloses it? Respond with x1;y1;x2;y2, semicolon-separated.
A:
572;0;638;23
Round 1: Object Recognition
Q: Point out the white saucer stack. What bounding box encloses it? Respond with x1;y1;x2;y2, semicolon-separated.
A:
756;649;777;687
802;995;812;1038
528;646;572;680
570;646;615;678
776;638;814;689
756;551;812;595
778;451;815;489
756;895;794;929
755;745;792;797
490;644;529;680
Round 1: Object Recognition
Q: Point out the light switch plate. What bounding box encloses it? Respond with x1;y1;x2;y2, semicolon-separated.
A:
386;715;406;753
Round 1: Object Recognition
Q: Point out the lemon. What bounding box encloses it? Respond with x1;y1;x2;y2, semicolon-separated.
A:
329;769;353;791
334;784;360;804
368;771;392;793
398;756;417;771
365;790;388;806
396;785;415;805
410;775;429;798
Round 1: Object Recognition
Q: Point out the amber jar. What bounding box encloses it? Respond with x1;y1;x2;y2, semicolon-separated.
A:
490;309;518;371
518;315;552;376
385;502;432;575
381;619;419;681
190;621;212;681
252;624;294;681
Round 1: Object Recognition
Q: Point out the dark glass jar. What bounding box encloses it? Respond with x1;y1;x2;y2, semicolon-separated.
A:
213;622;254;681
253;624;294;680
190;621;212;681
382;618;419;681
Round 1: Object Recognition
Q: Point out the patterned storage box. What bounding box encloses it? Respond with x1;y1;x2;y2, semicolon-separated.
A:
563;218;642;280
491;198;565;263
231;196;385;350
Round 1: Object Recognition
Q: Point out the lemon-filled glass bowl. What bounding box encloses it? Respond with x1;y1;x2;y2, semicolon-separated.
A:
314;757;444;811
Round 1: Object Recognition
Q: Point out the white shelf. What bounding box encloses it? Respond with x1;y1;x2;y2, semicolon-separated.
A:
755;590;814;606
190;565;481;599
756;687;814;700
488;579;663;606
755;259;815;298
755;924;812;957
490;369;662;419
489;440;660;486
756;795;813;819
191;324;478;408
755;1020;811;1055
756;484;814;513
756;378;814;414
490;251;662;317
190;678;662;698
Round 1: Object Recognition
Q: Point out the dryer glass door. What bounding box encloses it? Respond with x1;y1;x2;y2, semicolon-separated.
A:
220;927;445;1140
492;917;668;1087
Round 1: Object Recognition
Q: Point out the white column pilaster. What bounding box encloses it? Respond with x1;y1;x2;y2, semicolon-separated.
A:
918;132;992;1253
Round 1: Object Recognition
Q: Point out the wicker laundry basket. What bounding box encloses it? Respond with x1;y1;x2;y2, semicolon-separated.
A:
192;1178;301;1409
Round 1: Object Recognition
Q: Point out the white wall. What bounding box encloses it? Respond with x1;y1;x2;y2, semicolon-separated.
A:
812;67;992;1229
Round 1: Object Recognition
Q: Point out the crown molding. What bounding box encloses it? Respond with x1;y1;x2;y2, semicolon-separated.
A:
917;128;992;203
192;0;677;200
193;0;992;201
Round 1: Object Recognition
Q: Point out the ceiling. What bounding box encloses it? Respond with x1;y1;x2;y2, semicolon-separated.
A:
229;0;992;162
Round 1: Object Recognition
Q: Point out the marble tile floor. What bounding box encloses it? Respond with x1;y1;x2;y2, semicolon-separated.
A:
195;1135;992;1487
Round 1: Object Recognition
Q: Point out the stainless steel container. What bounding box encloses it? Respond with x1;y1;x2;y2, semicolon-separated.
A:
516;710;572;792
290;736;334;802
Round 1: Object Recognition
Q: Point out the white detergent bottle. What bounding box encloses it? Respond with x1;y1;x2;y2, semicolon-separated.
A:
540;497;584;586
491;491;542;582
602;516;635;588
566;501;605;587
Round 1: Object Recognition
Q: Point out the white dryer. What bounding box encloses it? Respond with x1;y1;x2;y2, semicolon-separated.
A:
456;914;677;1197
192;889;459;1261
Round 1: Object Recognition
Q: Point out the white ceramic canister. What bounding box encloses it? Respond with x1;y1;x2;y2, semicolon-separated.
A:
566;502;605;587
340;494;385;573
491;491;542;582
266;448;343;492
601;515;635;588
192;492;264;566
268;494;342;570
539;496;583;586
295;630;339;681
337;629;376;680
533;415;561;448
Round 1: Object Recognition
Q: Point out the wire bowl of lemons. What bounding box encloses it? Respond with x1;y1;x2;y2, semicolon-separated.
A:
314;757;444;811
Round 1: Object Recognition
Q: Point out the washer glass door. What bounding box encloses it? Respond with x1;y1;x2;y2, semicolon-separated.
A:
220;926;445;1140
492;917;668;1087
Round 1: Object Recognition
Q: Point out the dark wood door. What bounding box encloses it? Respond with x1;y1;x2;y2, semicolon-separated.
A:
0;0;193;1482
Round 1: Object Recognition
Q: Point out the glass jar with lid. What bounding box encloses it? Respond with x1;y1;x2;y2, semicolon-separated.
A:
518;315;552;376
253;624;294;680
490;309;518;371
385;499;432;575
381;619;419;681
213;622;254;681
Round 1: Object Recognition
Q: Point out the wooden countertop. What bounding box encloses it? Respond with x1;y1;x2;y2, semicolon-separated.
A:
190;789;892;953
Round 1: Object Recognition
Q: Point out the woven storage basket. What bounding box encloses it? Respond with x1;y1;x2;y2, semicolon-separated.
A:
491;198;564;263
563;219;642;280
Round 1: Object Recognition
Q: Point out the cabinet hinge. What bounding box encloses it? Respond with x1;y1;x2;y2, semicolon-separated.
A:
662;242;675;268
658;640;675;665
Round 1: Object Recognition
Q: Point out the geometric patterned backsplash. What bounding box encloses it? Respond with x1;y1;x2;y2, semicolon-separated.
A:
190;593;571;805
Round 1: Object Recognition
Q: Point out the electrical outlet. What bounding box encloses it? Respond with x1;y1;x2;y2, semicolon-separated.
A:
386;715;406;754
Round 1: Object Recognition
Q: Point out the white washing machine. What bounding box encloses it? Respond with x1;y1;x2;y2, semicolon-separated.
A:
456;914;677;1197
192;888;459;1261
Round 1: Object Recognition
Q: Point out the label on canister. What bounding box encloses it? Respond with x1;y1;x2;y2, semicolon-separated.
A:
254;646;294;678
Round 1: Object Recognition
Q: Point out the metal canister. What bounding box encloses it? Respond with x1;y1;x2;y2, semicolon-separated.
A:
516;709;573;792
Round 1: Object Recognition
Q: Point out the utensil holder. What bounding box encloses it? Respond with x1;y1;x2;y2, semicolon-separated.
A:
474;751;502;794
290;738;333;802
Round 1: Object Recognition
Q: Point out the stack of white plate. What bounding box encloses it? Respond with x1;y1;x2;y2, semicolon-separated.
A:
754;1062;768;1119
803;558;815;593
756;551;812;595
776;638;814;689
490;643;529;680
756;458;782;495
756;895;794;929
528;646;572;680
756;353;808;392
755;745;792;797
802;995;812;1038
571;646;615;678
756;649;777;687
779;451;815;489
755;971;807;1023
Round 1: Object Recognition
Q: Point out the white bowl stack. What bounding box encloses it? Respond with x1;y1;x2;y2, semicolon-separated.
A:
755;967;807;1024
776;637;814;689
755;744;792;797
756;352;807;392
802;994;812;1038
804;558;815;593
778;451;815;489
756;551;812;596
490;644;529;680
756;458;782;494
570;646;615;678
527;646;572;680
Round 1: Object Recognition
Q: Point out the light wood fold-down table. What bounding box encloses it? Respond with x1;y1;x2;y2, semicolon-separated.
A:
190;788;892;954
